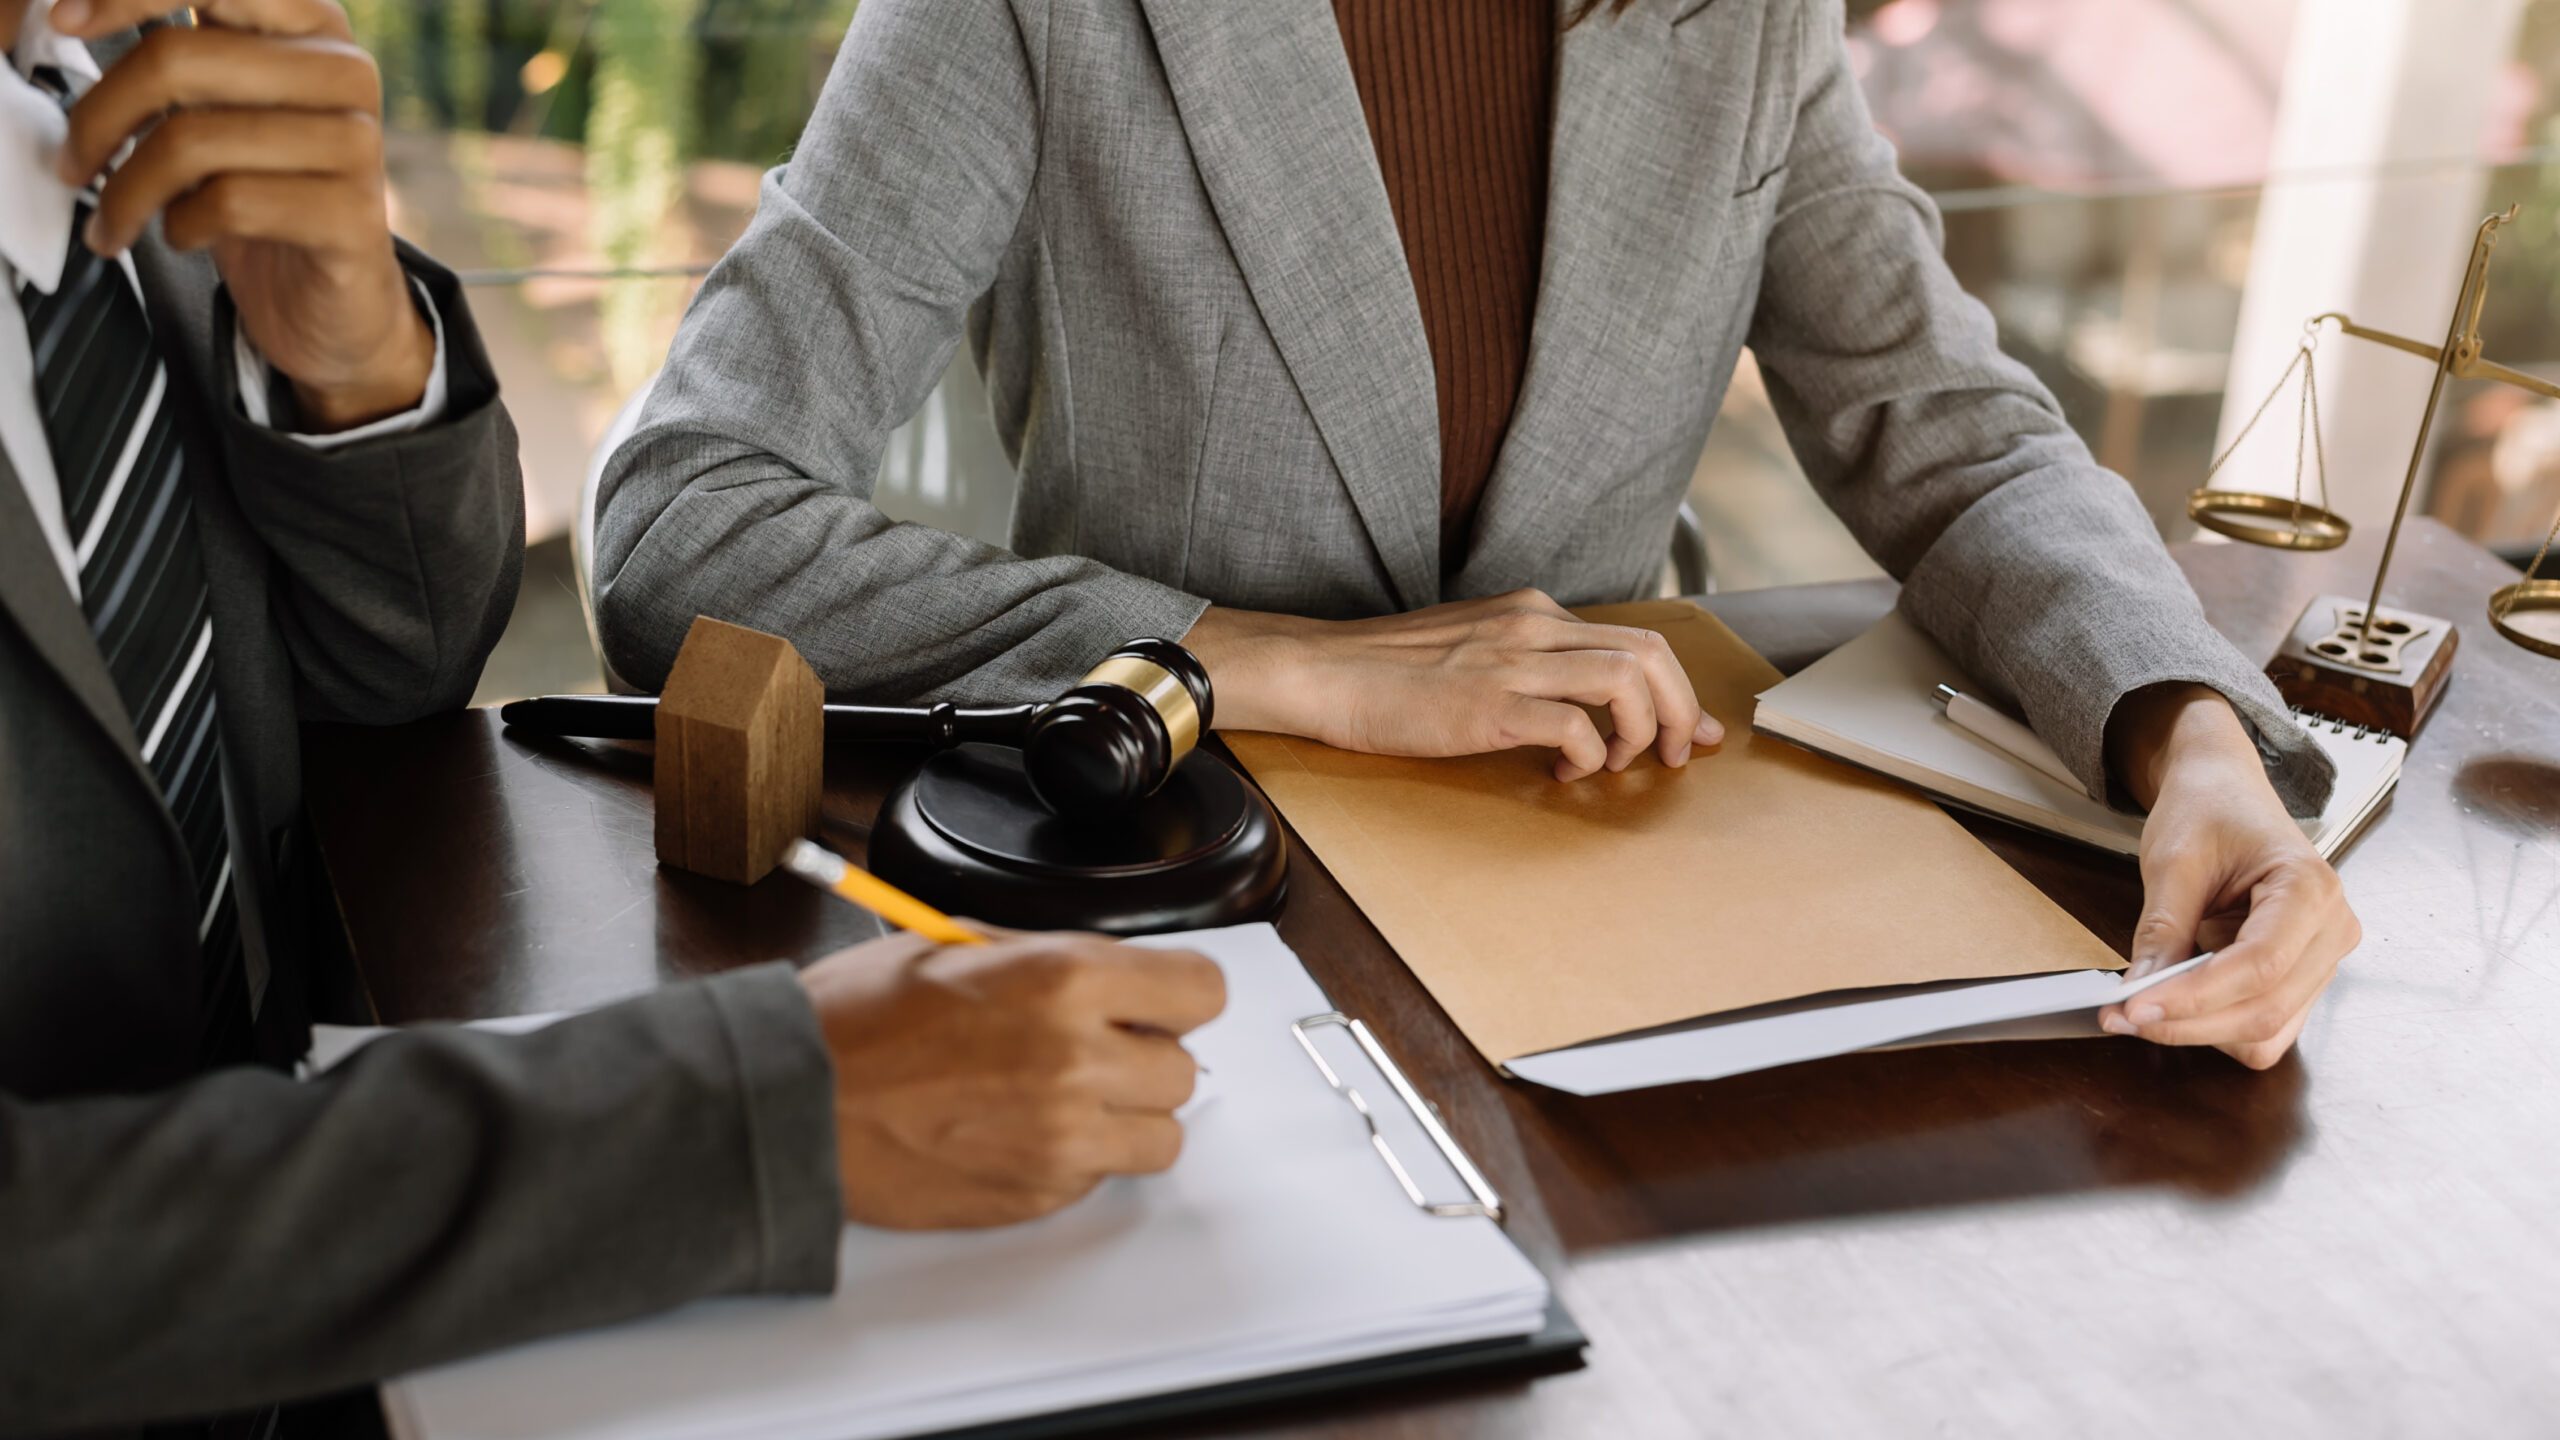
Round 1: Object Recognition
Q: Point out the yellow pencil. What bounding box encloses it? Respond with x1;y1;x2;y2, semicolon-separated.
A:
781;839;984;946
784;839;1208;1070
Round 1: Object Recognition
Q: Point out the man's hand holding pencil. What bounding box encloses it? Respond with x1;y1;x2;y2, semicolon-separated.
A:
784;842;1226;1229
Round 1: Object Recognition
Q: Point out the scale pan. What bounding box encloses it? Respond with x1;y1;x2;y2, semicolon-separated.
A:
2489;579;2560;660
2186;489;2352;551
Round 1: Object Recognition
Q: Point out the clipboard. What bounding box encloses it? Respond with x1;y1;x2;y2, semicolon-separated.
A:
368;924;1584;1440
917;1008;1586;1440
929;1298;1586;1440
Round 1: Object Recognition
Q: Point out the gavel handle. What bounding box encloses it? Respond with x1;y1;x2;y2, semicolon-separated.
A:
498;695;1041;747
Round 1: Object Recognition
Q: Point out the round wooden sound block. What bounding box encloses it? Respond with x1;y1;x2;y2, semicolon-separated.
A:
867;744;1288;935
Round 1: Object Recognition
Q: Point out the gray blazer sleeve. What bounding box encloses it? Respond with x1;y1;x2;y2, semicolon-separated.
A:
1746;0;2334;817
0;965;842;1432
591;0;1206;703
215;245;527;724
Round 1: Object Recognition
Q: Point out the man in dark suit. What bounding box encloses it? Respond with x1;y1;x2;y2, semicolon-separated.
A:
0;2;1222;1433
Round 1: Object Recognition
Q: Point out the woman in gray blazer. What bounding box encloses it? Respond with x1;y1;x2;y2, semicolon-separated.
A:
595;0;2358;1068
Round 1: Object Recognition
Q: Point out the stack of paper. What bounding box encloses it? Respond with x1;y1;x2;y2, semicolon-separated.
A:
1503;952;2206;1095
353;925;1553;1440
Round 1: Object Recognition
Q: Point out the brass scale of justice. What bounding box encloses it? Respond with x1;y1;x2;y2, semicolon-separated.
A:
2187;204;2560;739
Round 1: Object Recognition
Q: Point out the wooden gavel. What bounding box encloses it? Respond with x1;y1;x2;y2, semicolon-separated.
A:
498;638;1214;820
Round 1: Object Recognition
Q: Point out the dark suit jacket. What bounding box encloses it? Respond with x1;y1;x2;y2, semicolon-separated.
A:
0;237;841;1435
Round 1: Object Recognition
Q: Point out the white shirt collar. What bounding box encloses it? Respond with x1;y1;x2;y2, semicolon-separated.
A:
1;0;105;296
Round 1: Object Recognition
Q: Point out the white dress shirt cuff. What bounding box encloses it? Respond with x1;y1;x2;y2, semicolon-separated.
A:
231;275;449;450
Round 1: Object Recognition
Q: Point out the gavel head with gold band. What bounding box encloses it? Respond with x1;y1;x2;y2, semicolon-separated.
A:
1021;638;1214;820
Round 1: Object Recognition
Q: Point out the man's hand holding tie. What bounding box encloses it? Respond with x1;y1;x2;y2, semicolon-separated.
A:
48;0;432;432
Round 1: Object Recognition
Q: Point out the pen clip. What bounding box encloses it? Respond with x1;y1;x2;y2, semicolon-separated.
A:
1290;1012;1503;1222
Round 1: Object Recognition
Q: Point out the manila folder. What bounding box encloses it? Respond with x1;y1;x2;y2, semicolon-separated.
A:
1222;600;2123;1068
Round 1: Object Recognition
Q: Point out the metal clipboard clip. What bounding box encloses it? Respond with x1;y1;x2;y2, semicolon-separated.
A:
1290;1012;1504;1222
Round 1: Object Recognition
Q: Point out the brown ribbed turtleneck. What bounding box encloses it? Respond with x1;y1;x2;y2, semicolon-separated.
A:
1331;1;1555;575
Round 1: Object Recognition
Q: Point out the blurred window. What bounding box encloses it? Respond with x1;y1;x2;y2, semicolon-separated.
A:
347;0;2560;694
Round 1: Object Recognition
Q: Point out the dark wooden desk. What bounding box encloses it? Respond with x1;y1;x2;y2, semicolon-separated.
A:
306;517;2560;1434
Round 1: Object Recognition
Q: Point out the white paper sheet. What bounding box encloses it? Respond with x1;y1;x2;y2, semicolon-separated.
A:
1503;953;2208;1096
372;924;1551;1440
303;1012;567;1076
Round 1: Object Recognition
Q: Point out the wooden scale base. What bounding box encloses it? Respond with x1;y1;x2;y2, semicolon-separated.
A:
2265;594;2457;739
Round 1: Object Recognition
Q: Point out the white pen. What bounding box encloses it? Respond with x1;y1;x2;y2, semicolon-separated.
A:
1929;683;2085;793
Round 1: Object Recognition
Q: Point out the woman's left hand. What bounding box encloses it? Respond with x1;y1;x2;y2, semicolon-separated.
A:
2097;684;2362;1069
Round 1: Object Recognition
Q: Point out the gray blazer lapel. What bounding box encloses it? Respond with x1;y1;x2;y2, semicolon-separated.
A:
1457;0;1760;596
1136;0;1443;610
0;443;148;759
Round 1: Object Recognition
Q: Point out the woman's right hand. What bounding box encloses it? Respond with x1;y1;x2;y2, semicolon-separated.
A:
1183;590;1718;780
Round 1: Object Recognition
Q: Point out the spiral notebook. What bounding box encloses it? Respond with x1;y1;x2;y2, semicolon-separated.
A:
1752;611;2403;862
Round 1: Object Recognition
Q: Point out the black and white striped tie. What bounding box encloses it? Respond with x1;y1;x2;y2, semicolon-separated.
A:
18;202;243;997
